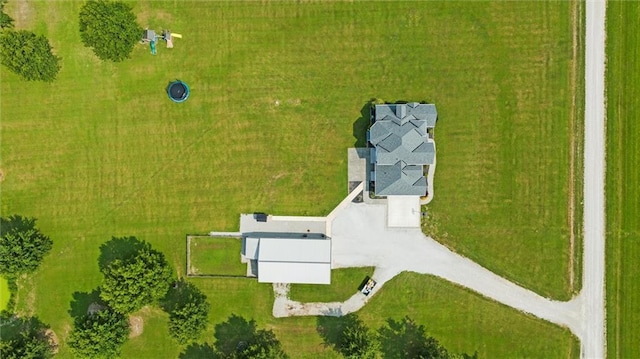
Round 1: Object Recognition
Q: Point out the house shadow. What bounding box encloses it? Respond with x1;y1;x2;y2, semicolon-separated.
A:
352;101;373;148
98;236;148;270
68;288;102;319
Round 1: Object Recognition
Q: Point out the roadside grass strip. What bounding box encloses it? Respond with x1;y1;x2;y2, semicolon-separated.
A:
606;2;640;358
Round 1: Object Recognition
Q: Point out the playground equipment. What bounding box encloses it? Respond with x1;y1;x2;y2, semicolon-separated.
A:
167;80;190;103
142;29;182;55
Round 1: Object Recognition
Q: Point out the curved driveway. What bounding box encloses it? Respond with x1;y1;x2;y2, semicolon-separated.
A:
273;2;606;358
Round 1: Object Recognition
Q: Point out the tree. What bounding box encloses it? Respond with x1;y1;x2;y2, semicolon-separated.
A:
377;316;450;359
164;281;210;344
0;0;14;30
0;316;56;359
67;308;129;359
78;0;141;62
338;314;379;359
317;314;379;359
0;30;60;82
213;314;288;359
0;215;53;276
99;240;173;314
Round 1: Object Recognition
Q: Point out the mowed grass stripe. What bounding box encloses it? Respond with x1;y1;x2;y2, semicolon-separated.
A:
606;2;640;358
1;1;579;357
424;1;581;300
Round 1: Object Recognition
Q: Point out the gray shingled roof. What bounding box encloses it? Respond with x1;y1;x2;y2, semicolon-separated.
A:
374;102;437;128
375;162;427;196
369;103;437;196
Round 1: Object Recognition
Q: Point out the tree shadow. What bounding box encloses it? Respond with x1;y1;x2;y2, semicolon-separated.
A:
316;314;360;351
68;288;102;319
0;315;50;341
160;278;205;313
213;314;258;357
0;214;37;234
178;342;217;359
98;236;148;270
352;101;373;148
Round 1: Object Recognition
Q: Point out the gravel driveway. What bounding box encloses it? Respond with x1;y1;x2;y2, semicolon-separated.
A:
273;2;606;357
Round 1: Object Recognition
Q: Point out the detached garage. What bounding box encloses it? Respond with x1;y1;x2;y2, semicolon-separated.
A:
242;236;332;284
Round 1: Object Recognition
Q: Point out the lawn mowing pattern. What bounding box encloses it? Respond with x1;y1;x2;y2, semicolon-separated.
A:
289;267;374;303
359;273;580;359
187;237;246;277
606;2;640;358
1;1;579;357
422;0;583;300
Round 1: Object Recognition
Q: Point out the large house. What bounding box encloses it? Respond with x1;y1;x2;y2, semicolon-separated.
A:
368;102;437;197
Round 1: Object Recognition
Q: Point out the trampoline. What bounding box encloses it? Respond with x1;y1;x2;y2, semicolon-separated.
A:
167;80;190;103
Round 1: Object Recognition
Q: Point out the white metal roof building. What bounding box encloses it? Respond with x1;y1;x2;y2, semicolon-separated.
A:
242;237;332;284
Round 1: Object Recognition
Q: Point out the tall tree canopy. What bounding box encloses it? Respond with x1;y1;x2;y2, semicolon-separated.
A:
0;0;14;29
78;0;141;62
99;239;173;314
317;314;379;359
337;314;379;359
164;280;210;345
0;316;56;359
378;316;450;359
214;315;288;359
0;215;53;275
0;30;60;82
67;308;129;359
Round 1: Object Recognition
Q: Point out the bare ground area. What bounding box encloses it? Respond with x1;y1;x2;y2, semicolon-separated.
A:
44;329;59;354
129;316;144;338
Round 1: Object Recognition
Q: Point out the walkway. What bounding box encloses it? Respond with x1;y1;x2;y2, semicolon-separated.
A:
272;2;607;358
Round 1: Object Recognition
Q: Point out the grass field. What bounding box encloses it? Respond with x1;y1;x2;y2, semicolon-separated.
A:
359;273;579;359
0;276;9;311
605;2;640;358
289;267;373;303
423;0;584;300
1;1;580;357
188;237;246;276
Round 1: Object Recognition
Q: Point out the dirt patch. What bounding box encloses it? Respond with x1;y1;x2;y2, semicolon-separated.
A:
44;329;59;354
11;0;35;29
128;316;143;338
87;302;106;315
0;168;4;182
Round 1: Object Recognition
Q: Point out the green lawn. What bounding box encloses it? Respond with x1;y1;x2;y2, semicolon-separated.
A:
606;2;640;358
0;276;9;311
359;273;580;359
188;237;246;276
289;267;374;303
423;0;584;300
1;1;580;357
